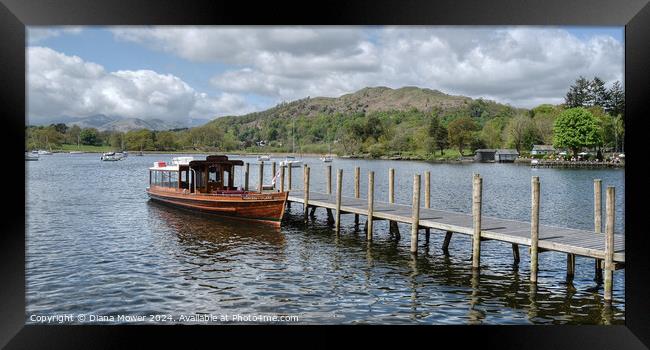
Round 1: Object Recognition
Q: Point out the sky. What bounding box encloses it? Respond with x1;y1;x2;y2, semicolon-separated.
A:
26;26;624;125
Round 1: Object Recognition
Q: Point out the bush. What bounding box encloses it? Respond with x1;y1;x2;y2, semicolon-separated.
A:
366;143;386;158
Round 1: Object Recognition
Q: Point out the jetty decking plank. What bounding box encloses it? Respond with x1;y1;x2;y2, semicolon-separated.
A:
286;190;625;263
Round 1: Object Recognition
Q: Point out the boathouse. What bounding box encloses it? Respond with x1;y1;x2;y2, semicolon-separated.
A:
531;144;555;155
474;149;496;162
495;149;519;163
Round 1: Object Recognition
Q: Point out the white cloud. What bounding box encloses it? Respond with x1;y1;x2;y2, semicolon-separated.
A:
28;26;84;44
112;26;623;108
27;46;253;124
111;26;366;64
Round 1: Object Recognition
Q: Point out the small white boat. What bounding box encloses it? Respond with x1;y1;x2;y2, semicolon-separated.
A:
279;156;302;167
257;155;271;161
531;159;539;166
320;155;333;162
26;153;39;161
37;150;52;155
101;152;122;161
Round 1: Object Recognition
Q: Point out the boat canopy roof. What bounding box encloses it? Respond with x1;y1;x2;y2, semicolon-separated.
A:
149;155;244;171
189;155;244;168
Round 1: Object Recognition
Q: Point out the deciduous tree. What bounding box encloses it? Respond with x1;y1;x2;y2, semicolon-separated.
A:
553;107;603;155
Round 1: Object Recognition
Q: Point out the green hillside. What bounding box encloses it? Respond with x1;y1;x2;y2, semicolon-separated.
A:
205;86;526;158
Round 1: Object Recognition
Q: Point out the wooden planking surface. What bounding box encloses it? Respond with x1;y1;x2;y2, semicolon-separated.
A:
287;190;625;262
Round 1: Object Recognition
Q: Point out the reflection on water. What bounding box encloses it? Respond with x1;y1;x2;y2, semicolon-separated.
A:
26;153;624;324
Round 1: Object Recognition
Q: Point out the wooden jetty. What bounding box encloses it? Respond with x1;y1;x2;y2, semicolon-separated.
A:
531;159;624;168
244;162;625;303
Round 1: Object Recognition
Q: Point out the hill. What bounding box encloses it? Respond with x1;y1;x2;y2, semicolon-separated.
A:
208;86;521;134
63;115;210;132
196;86;529;157
208;86;524;128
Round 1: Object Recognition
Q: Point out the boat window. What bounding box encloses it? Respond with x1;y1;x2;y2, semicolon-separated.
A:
172;171;178;188
209;166;220;182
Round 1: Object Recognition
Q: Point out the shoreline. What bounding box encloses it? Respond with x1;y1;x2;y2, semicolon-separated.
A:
42;149;625;167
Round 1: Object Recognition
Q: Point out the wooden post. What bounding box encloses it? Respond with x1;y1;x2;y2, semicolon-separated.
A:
512;244;520;265
471;173;482;269
388;168;398;235
326;165;332;195
288;164;292;190
279;166;285;192
244;163;249;191
424;171;431;244
442;231;453;253
411;174;421;254
424;171;430;208
367;171;374;240
594;179;603;280
326;166;334;221
258;161;264;193
604;186;615;302
567;254;576;281
530;176;540;283
389;168;395;203
335;169;343;233
354;167;360;226
303;166;310;223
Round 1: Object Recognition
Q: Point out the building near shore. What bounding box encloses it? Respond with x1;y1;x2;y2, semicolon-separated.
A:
531;144;555;155
474;149;496;162
495;149;519;163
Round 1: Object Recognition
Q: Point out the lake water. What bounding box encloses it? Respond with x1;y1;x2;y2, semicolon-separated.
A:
25;153;625;324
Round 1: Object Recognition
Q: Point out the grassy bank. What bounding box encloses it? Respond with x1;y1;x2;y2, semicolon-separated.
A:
54;144;114;152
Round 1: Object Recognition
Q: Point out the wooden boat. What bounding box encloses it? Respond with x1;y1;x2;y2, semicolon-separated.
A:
146;155;288;226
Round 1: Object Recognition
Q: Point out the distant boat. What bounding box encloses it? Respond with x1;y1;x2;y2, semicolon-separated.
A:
101;152;122;161
280;117;304;167
320;155;333;162
258;155;271;161
320;144;334;162
37;150;52;155
25;153;39;161
279;155;302;167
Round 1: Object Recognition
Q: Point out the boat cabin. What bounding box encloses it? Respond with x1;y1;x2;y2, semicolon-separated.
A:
149;155;245;194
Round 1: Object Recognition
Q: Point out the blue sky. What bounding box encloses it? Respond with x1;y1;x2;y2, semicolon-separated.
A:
26;26;624;125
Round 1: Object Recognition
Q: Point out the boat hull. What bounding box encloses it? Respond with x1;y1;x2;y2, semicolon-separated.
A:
146;187;288;226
